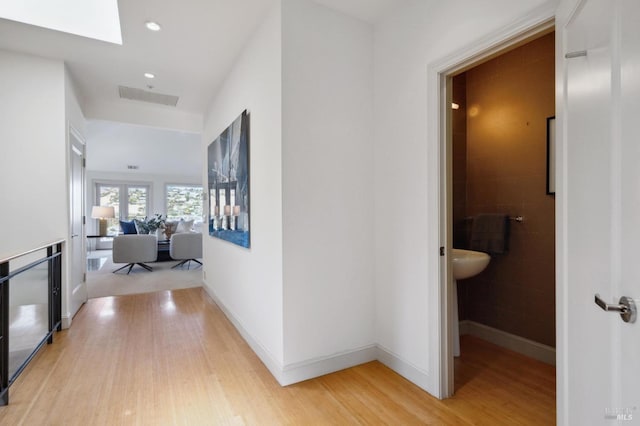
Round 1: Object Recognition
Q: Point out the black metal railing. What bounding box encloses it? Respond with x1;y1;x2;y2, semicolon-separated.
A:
0;240;63;405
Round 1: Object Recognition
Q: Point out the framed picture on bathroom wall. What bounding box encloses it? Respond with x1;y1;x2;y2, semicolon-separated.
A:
546;116;556;195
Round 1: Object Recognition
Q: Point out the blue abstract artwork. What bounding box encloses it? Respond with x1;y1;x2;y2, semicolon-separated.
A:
207;110;250;248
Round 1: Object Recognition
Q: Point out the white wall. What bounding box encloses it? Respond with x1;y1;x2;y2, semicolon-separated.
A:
373;0;554;394
201;1;285;374
201;0;560;394
281;0;375;366
65;68;86;136
202;0;377;385
0;50;76;330
0;50;67;259
86;120;201;177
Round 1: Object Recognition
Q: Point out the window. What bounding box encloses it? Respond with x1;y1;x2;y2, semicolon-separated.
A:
96;182;150;233
166;184;203;221
127;186;148;219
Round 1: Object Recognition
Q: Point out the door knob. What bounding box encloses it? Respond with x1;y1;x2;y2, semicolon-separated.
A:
595;294;637;323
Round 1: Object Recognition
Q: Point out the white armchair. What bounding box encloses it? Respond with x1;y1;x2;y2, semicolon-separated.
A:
112;234;158;274
169;232;203;269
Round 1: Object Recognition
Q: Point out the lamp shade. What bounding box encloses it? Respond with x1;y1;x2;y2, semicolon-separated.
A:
91;206;115;219
233;205;241;216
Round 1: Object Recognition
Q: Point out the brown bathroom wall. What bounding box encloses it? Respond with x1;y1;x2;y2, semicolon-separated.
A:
452;74;467;250
454;32;556;347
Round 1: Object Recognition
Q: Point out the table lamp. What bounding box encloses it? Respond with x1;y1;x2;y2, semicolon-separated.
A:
91;206;115;236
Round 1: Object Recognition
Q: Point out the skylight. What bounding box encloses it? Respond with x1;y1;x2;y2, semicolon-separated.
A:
0;0;122;45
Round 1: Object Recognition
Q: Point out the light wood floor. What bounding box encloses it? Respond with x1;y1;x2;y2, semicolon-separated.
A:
0;288;555;425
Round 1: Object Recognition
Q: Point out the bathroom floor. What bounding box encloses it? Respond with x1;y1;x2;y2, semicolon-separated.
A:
449;335;556;424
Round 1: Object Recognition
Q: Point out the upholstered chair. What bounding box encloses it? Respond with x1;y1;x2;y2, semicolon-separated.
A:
169;232;203;269
112;234;158;274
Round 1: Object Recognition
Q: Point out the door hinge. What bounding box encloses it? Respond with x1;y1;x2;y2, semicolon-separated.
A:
440;246;445;256
83;215;86;225
82;158;86;167
83;273;86;282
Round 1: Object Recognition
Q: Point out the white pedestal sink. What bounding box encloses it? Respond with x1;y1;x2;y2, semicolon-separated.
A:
451;249;491;356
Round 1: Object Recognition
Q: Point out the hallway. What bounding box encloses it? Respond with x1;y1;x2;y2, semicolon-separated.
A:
0;288;554;424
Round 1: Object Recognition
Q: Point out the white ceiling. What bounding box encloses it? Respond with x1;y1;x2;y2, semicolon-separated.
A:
0;0;275;114
314;0;405;24
0;0;406;175
0;0;406;118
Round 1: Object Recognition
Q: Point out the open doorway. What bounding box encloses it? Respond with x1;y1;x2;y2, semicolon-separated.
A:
449;30;556;404
84;120;204;298
435;18;556;407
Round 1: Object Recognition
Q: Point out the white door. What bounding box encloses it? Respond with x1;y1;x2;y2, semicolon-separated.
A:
69;128;87;317
561;0;640;423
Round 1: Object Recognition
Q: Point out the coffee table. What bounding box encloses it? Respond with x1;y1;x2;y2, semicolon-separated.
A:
157;240;172;262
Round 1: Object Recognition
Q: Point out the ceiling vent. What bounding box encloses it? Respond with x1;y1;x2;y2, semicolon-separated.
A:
118;86;179;107
127;165;139;170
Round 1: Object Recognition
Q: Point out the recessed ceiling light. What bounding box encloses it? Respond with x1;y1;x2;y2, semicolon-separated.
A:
145;21;161;31
144;72;155;79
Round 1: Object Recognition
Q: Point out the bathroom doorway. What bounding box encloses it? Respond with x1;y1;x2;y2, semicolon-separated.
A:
440;23;557;403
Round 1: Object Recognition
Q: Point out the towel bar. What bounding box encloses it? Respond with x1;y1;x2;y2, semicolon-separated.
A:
463;215;524;223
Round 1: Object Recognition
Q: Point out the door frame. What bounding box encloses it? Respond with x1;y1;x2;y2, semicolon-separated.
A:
68;123;88;325
426;4;557;399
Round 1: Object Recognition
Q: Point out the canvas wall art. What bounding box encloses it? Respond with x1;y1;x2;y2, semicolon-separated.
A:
207;110;250;248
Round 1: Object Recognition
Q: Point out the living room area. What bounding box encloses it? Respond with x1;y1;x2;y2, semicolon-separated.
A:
84;119;204;298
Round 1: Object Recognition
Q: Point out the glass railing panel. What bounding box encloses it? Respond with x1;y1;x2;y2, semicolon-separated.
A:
0;240;62;405
7;250;49;380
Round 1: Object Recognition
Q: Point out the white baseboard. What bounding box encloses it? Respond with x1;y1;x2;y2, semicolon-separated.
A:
458;320;470;335
202;284;392;387
201;284;286;384
280;345;378;386
195;288;554;393
61;315;72;329
376;345;432;392
459;320;556;365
